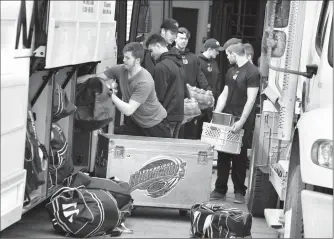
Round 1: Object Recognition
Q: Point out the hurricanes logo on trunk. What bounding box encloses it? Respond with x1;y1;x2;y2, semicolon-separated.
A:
129;156;187;198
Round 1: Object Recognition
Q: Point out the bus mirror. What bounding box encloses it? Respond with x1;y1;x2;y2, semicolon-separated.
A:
262;30;286;58
137;5;152;33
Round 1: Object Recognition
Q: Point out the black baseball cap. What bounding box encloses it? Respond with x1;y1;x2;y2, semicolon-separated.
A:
222;38;243;50
160;18;179;33
204;38;224;51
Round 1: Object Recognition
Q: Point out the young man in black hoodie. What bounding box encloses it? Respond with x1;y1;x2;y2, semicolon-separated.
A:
145;33;186;138
195;38;225;138
171;27;209;139
172;27;209;89
141;18;179;76
198;38;223;100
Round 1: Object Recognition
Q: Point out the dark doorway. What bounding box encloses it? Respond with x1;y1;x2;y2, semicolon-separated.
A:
173;7;198;53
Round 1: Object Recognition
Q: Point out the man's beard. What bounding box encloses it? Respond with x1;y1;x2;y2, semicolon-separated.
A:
125;62;135;71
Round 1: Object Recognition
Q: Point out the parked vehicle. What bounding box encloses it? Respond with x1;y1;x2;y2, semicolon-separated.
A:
247;0;333;238
0;0;150;231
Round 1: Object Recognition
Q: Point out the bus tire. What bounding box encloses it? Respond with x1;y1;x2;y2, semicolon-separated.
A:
247;166;278;217
283;133;304;238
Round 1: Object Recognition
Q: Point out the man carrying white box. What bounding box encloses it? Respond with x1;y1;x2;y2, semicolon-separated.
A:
210;42;260;204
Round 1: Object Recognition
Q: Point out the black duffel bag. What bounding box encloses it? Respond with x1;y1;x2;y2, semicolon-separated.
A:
190;202;253;238
46;172;133;238
24;109;48;195
48;123;74;188
52;82;77;123
74;77;114;132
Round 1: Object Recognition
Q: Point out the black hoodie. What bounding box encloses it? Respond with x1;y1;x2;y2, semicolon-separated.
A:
198;54;221;99
141;44;173;76
171;47;209;90
142;49;156;76
153;51;187;122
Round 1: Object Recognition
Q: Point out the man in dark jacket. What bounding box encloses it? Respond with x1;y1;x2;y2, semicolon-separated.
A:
171;27;209;139
145;33;186;138
171;27;209;89
198;38;224;100
195;38;225;138
141;18;179;76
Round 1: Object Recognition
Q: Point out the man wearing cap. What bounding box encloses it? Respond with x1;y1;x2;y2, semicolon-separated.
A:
211;43;260;204
195;38;224;139
198;38;224;99
141;18;179;76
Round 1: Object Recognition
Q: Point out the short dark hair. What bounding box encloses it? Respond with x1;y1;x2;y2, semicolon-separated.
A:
226;43;246;56
145;34;167;48
243;43;254;60
122;42;144;63
222;38;242;50
160;18;179;33
178;27;191;39
136;33;146;43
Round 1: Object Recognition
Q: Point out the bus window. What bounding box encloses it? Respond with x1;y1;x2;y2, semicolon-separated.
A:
316;0;330;55
274;0;290;28
328;22;333;67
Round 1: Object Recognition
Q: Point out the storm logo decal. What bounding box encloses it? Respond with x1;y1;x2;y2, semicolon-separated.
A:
129;156;187;198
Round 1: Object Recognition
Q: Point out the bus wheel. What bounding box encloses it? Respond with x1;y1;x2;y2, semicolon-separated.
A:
283;135;304;238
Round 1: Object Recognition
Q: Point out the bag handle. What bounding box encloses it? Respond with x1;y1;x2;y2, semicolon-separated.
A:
50;186;74;201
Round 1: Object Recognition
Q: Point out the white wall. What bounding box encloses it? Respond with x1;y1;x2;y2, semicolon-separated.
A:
172;1;209;54
126;0;133;41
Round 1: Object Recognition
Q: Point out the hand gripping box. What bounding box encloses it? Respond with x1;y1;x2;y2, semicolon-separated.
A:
94;134;214;209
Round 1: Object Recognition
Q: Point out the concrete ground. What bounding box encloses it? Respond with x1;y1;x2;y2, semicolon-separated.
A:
0;169;278;238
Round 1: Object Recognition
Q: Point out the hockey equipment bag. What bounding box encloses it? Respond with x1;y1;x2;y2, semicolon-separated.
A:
24;109;48;195
46;172;133;237
190;202;252;238
74;77;114;132
52;82;76;122
48;123;74;188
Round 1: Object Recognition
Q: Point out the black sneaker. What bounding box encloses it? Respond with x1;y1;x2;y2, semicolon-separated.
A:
210;190;226;200
233;193;245;204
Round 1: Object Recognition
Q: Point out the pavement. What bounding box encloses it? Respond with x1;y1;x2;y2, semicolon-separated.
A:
0;168;278;238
